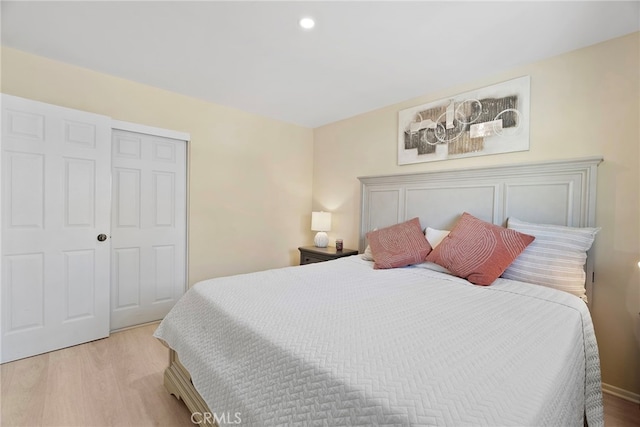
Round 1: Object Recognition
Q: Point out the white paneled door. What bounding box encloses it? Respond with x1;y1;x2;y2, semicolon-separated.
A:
110;130;186;330
1;94;111;363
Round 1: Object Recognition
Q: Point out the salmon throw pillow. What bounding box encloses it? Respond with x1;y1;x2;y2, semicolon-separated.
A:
426;212;535;286
366;218;432;269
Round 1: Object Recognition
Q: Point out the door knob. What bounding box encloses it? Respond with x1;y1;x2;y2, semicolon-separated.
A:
97;234;108;242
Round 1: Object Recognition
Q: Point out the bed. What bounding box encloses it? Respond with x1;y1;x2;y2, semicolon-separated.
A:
154;157;604;426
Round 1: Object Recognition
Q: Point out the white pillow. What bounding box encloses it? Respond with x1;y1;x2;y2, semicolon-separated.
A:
425;227;450;248
413;261;452;275
502;217;600;301
361;228;378;261
362;244;375;261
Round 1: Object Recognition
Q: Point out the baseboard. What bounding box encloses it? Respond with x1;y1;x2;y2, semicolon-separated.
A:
602;382;640;404
110;320;161;334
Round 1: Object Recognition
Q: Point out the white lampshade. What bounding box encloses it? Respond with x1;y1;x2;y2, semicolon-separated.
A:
311;211;331;232
311;211;331;248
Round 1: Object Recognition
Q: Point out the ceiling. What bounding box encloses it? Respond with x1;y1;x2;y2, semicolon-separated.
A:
2;1;639;128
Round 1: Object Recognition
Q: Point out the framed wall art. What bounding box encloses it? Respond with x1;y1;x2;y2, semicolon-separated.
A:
398;76;530;165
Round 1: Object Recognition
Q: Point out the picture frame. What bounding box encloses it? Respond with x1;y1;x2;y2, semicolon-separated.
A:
398;76;530;165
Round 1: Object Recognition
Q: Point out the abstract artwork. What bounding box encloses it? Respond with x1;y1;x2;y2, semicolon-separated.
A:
398;76;530;165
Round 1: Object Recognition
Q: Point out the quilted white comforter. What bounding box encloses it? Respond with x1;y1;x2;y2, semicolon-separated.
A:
154;256;603;426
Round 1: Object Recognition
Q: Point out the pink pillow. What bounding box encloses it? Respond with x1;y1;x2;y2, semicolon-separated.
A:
366;218;432;269
426;212;534;285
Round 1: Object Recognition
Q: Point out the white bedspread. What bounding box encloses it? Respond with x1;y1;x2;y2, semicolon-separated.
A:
154;256;603;426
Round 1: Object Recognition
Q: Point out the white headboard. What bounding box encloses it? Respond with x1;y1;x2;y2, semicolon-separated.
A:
358;156;602;300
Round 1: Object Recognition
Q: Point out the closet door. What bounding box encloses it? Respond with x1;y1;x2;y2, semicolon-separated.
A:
1;94;111;363
110;129;186;330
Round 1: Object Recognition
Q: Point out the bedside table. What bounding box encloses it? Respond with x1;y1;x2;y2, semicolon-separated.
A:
298;246;359;265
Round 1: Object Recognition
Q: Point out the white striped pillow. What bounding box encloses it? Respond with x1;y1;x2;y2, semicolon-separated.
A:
502;217;600;301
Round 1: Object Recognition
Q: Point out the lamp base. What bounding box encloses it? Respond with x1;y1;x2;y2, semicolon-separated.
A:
314;231;329;248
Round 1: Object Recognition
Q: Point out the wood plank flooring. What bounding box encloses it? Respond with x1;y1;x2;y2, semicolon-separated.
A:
1;322;639;426
1;323;192;426
604;393;640;426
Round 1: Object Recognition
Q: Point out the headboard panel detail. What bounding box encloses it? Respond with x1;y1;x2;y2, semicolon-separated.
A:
358;156;602;301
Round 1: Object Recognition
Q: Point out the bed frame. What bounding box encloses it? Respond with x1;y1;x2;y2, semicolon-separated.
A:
164;349;216;426
163;156;602;423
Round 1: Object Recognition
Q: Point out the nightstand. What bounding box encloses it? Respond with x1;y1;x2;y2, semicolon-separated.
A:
298;246;359;265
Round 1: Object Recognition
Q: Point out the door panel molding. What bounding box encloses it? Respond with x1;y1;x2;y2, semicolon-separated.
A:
110;129;187;331
1;94;111;363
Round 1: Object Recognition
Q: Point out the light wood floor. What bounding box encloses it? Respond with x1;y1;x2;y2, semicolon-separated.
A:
1;323;192;426
604;393;640;427
1;322;639;426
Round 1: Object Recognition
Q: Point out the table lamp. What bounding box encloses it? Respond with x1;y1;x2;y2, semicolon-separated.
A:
311;211;331;248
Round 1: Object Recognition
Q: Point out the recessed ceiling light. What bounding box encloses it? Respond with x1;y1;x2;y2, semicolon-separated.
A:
299;17;315;30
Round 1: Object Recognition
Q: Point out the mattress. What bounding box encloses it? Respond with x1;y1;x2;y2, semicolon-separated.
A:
154;256;603;426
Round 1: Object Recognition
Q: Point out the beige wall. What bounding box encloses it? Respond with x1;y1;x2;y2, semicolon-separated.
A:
313;33;640;396
1;47;314;285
